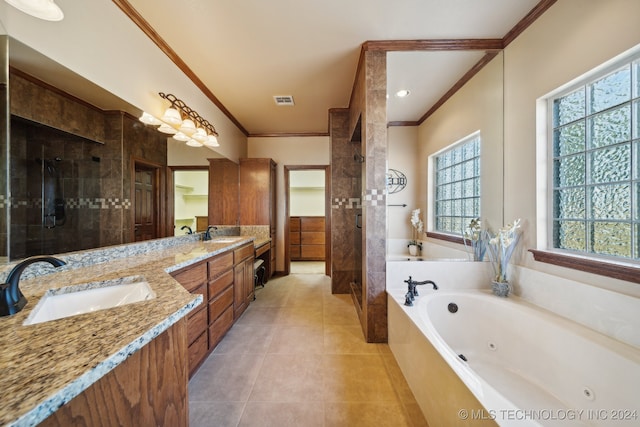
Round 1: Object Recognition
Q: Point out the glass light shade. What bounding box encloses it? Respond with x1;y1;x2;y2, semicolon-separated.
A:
4;0;64;21
186;139;203;147
179;119;196;135
161;107;182;125
192;127;208;142
139;112;162;126
204;134;219;147
172;132;190;142
157;123;178;134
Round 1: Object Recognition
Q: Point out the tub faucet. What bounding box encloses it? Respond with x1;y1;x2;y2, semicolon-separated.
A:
181;225;193;234
0;256;67;316
203;225;218;241
403;276;438;306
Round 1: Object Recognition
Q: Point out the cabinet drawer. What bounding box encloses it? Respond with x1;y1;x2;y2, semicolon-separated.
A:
290;246;301;259
188;331;208;374
208;269;233;299
301;231;324;245
290;232;300;244
234;243;254;264
301;245;325;259
209;305;234;349
208;252;234;279
190;282;207;305
209;286;234;323
301;217;324;231
171;262;207;293
187;307;208;346
289;217;301;231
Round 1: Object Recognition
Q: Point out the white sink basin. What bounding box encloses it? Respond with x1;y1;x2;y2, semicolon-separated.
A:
23;275;156;325
210;237;242;243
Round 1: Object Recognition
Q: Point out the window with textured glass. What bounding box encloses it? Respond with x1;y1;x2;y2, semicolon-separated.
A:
551;55;640;260
434;135;481;236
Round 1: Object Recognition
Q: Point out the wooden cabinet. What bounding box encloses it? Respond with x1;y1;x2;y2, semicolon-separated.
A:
40;320;188;427
171;249;235;377
233;242;255;319
239;158;277;276
290;216;326;261
208;158;239;226
171;262;208;376
195;216;208;232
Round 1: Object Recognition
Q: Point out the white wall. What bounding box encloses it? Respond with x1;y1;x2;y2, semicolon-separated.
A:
0;0;247;162
290;170;325;216
387;126;419;241
248;136;330;271
417;51;504;234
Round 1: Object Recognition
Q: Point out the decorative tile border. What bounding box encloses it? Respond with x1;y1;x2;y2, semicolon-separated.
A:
4;197;132;210
332;189;386;209
364;188;385;206
332;197;362;209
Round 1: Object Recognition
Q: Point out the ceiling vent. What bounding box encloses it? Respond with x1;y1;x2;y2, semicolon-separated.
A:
273;95;295;106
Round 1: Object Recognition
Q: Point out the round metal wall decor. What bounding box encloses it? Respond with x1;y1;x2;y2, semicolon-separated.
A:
386;169;407;194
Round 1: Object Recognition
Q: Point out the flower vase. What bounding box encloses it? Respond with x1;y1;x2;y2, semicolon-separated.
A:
408;244;418;256
491;280;511;297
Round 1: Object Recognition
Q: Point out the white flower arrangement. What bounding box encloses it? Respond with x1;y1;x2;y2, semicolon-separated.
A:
463;217;489;261
409;208;423;250
486;219;521;283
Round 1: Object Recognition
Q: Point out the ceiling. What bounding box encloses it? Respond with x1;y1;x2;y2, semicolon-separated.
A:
120;0;544;136
7;0;548;137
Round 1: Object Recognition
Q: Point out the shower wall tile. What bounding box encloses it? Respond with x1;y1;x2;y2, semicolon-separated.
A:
7;73;167;260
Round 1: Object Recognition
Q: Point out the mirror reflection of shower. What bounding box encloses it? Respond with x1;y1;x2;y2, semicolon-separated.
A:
39;157;66;229
10;117;103;259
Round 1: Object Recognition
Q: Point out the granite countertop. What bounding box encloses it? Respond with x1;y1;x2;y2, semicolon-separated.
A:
0;235;255;427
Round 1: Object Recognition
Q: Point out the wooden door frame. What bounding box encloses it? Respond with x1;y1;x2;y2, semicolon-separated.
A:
131;157;164;242
167;166;209;236
284;165;331;276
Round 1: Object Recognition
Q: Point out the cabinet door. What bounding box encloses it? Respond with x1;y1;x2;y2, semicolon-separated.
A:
233;262;247;319
244;257;255;304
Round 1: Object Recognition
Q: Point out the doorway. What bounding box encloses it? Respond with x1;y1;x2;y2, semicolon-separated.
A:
133;161;161;242
284;165;331;276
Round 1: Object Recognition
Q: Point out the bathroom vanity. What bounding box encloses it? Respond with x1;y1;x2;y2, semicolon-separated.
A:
0;234;257;426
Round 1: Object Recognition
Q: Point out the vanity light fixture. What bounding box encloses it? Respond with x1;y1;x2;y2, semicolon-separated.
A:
139;92;220;148
4;0;63;21
395;89;411;98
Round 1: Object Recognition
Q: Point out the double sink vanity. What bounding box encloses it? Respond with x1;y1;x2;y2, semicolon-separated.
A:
0;233;268;426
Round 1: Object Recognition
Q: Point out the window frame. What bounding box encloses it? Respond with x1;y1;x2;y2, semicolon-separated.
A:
532;44;640;283
430;131;481;238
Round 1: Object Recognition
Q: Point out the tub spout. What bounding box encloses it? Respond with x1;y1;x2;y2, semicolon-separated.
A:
404;276;438;302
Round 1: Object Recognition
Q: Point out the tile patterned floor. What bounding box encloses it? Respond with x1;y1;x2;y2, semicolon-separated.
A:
188;272;428;427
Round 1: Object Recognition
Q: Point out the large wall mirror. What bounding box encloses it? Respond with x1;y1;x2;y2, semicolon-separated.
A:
386;49;504;256
0;35;229;262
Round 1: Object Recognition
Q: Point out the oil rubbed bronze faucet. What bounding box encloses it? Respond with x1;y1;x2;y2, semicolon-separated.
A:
181;225;193;234
203;225;218;241
403;276;438;306
0;256;66;316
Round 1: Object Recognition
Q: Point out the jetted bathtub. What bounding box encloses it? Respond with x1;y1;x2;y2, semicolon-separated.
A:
388;289;640;426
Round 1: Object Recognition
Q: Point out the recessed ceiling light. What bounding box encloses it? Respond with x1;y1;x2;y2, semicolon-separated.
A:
395;89;410;98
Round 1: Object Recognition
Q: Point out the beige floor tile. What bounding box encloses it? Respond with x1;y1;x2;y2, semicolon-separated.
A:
239;401;324;427
249;353;325;402
188;271;427;426
189;352;264;402
276;305;324;326
324;302;360;326
212;323;275;355
189;401;245;427
234;306;282;326
325;402;411;427
268;324;325;354
324;324;382;354
323;354;397;402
